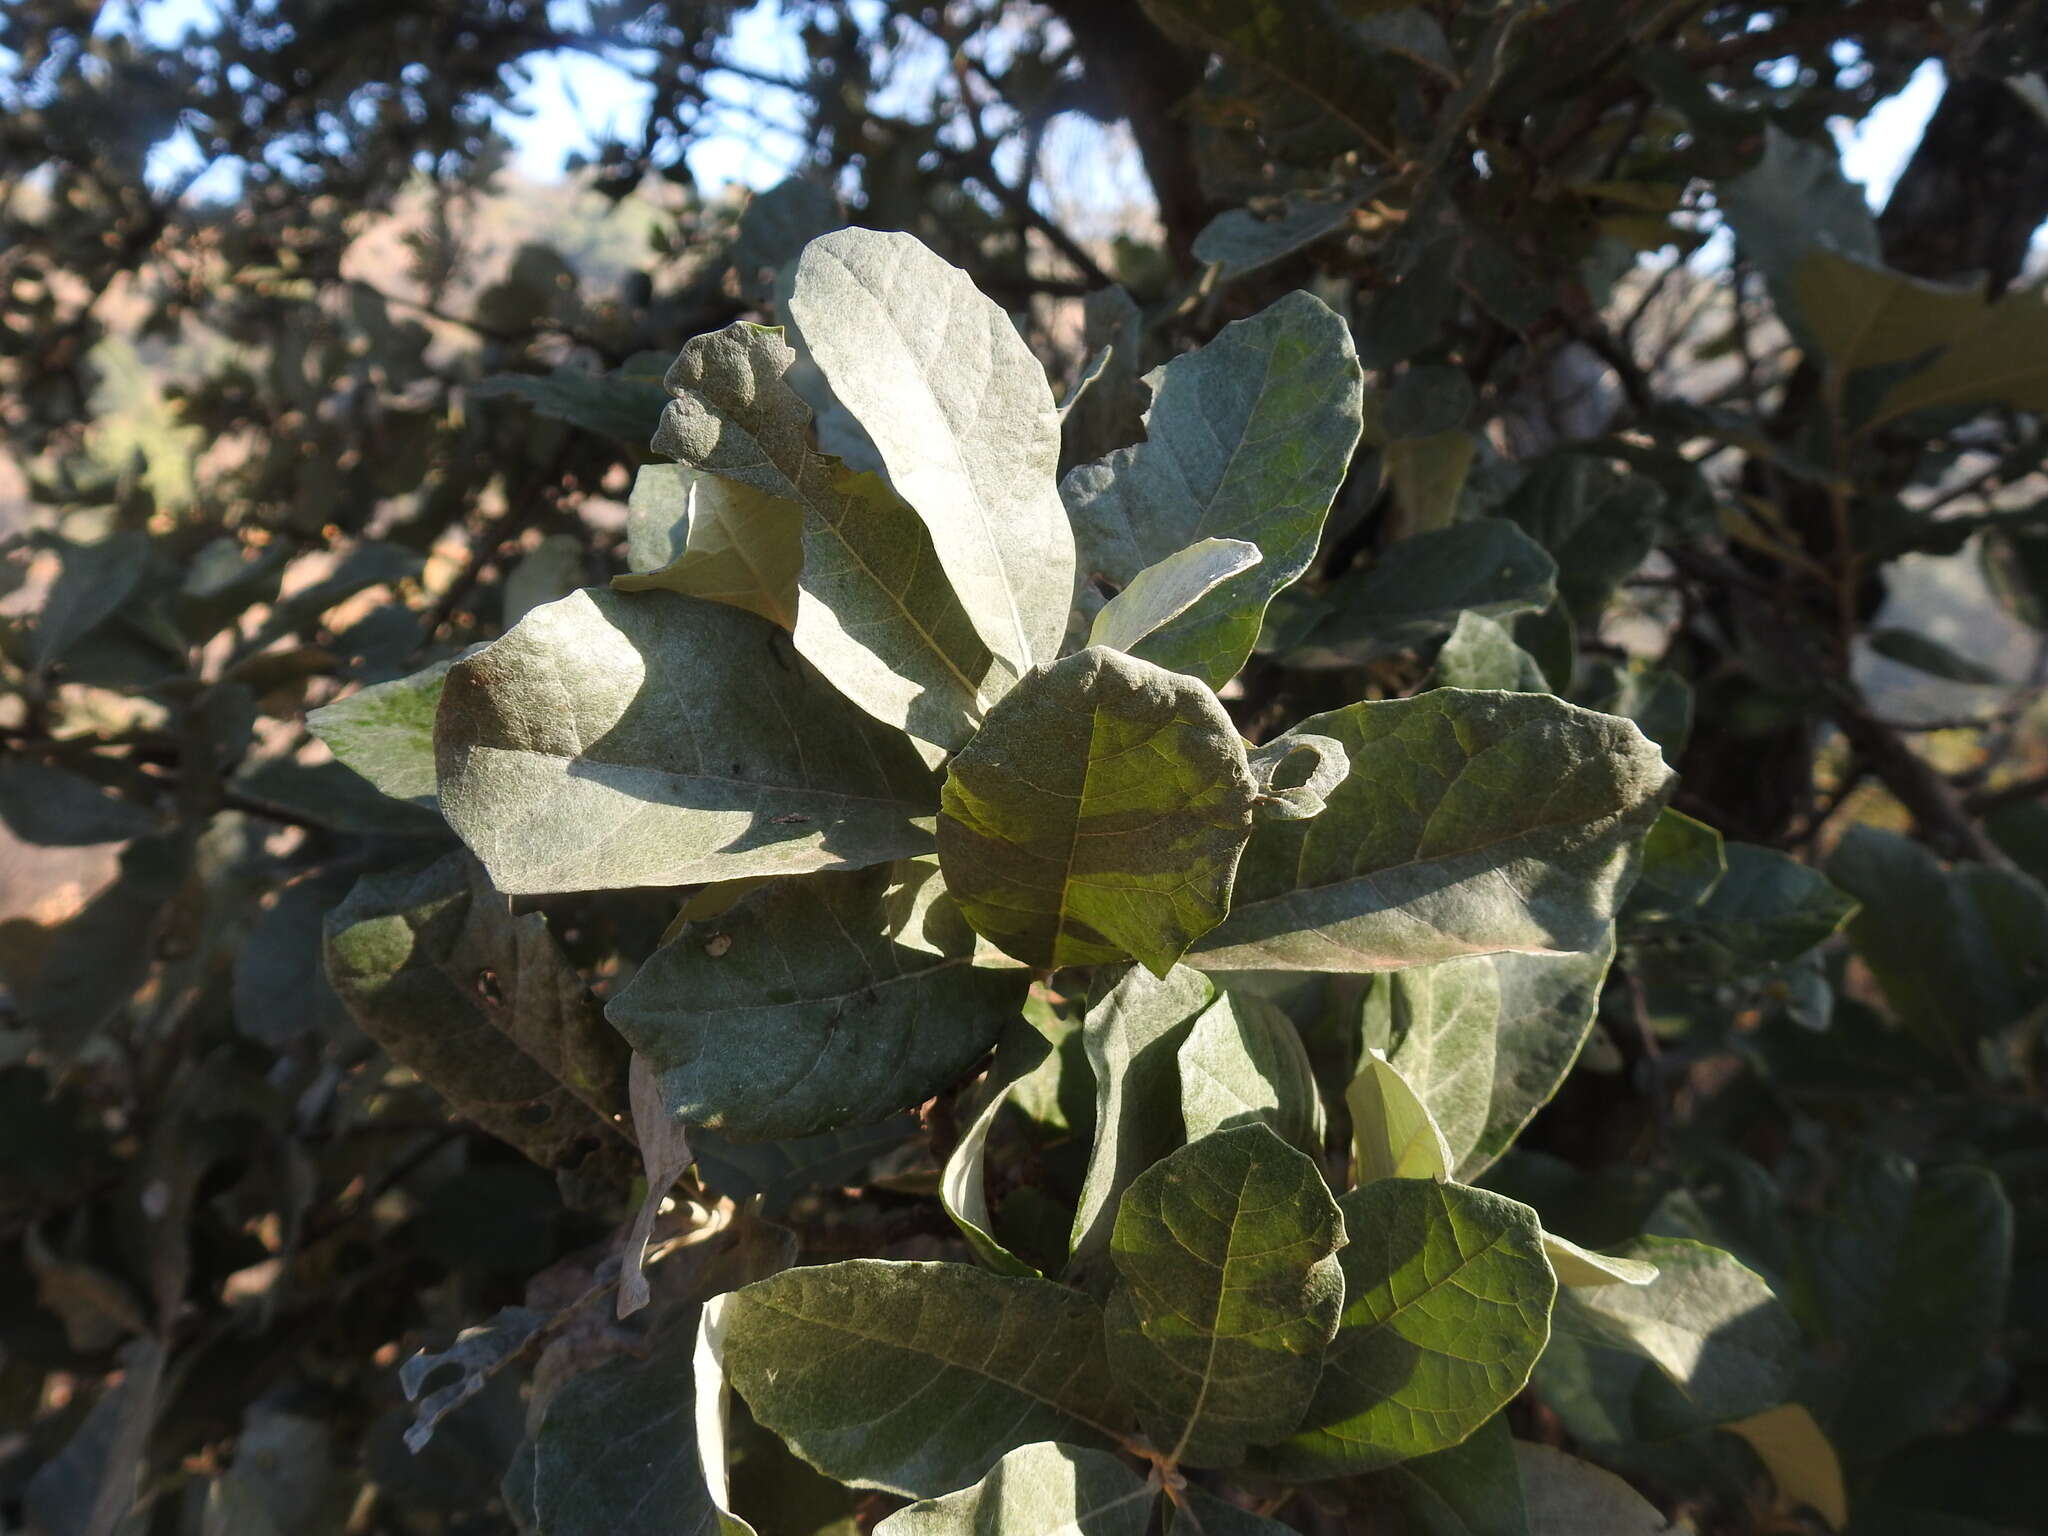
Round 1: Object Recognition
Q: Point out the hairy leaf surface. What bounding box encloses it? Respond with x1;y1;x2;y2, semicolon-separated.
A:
614;461;802;631
873;1442;1154;1535
1176;990;1323;1153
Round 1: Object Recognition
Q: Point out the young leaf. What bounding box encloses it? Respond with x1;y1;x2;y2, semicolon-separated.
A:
607;865;1029;1142
434;587;937;894
1542;1232;1659;1288
1064;290;1364;687
1513;1443;1669;1535
1724;1404;1848;1530
1189;692;1672;972
1263;1180;1553;1479
942;1025;1054;1277
1367;1414;1529;1536
1087;537;1261;656
787;229;1075;673
1540;1237;1799;1441
1346;1050;1452;1184
1432;610;1549;693
937;646;1258;976
1176;990;1324;1153
1104;1124;1345;1466
872;1442;1156;1535
1623;809;1726;922
323;851;629;1174
650;321;996;749
613;462;803;632
306;658;453;807
717;1259;1128;1498
1070;965;1217;1267
1293;519;1557;666
1377;961;1501;1172
1792;1155;2012;1463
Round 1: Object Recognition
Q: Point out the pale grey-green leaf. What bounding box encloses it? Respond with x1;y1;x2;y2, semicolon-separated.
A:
1070;965;1218;1268
1088;537;1261;656
1104;1125;1345;1466
1246;732;1349;822
941;1026;1053;1277
1264;1180;1554;1478
651;321;996;749
938;646;1258;976
1514;1444;1671;1535
434;587;937;894
615;461;803;631
1543;1233;1659;1288
718;1259;1127;1498
873;1442;1155;1535
1433;611;1548;693
307;658;453;806
1193;185;1373;284
1190;692;1672;972
1063;290;1364;687
608;865;1028;1141
1381;961;1502;1171
788;229;1075;672
1176;990;1323;1153
1467;941;1615;1176
1347;1051;1452;1184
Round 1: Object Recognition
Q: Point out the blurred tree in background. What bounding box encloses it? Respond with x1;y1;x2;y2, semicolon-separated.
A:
4;1;2048;1531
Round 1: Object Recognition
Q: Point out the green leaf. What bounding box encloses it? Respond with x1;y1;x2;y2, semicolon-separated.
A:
1296;520;1557;666
1827;825;2048;1062
323;851;629;1173
1189;692;1672;971
1866;274;2048;425
1630;841;1855;980
1070;965;1217;1267
1385;432;1479;538
434;587;937;894
1623;809;1725;923
18;836;185;1060
1384;366;1476;442
0;758;160;846
1378;960;1506;1173
787;229;1075;673
941;1023;1053;1277
716;1260;1127;1498
1793;1155;2012;1463
1495;458;1663;618
1193;184;1373;284
1467;942;1615;1176
1088;537;1261;657
31;530;151;670
474;351;670;445
1542;1233;1659;1289
1176;990;1324;1153
873;1442;1155;1535
937;646;1258;976
650;321;994;750
1867;626;2005;685
1432;612;1548;693
532;1320;748;1536
1064;290;1364;687
1513;1443;1668;1535
1716;126;1879;338
1104;1124;1345;1466
608;864;1027;1141
1576;660;1692;764
1539;1237;1799;1442
1347;1051;1452;1184
306;658;453;807
1367;1414;1530;1536
1263;1180;1554;1478
1246;733;1349;823
614;462;803;632
1166;1487;1297;1533
695;1117;920;1220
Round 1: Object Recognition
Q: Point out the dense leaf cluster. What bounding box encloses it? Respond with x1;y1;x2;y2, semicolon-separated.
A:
5;2;2048;1534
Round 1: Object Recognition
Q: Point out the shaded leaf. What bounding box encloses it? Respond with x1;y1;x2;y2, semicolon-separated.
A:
323;851;629;1172
1623;809;1725;923
1379;958;1507;1172
1064;290;1364;687
619;1052;695;1318
1070;965;1217;1268
1385;432;1478;538
1193;184;1371;283
1190;692;1671;972
473;352;669;446
873;1442;1155;1535
614;462;803;632
694;1117;920;1221
941;1025;1053;1277
1462;942;1616;1177
1513;1443;1670;1535
1167;1486;1297;1533
1088;537;1261;657
1296;520;1557;666
788;229;1075;673
717;1259;1127;1498
0;757;160;846
23;1337;165;1536
1723;1404;1848;1529
18;835;185;1060
400;1307;547;1454
650;321;993;749
1433;611;1548;693
1630;841;1854;980
306;658;453;806
607;864;1028;1142
1176;990;1323;1153
1495;458;1663;617
1264;1180;1554;1478
434;587;937;894
937;646;1258;976
1104;1124;1345;1465
233;757;450;838
1868;626;2004;685
32;529;151;670
1368;1414;1529;1536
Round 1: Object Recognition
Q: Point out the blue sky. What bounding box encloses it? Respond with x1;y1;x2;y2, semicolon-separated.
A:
91;0;1946;217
